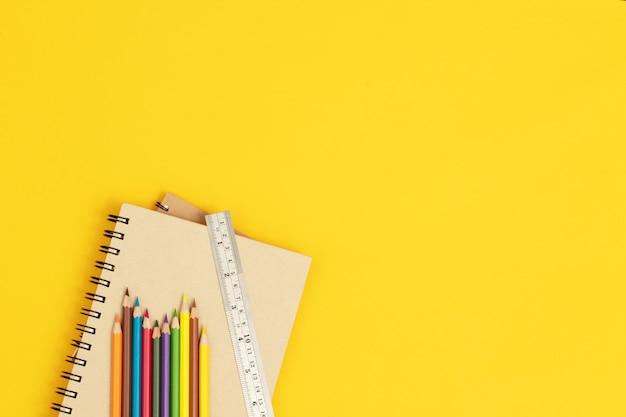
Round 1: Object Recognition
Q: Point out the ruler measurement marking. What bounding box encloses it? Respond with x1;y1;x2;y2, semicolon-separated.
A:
207;211;273;417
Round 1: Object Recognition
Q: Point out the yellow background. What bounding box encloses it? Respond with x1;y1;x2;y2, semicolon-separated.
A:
1;1;625;416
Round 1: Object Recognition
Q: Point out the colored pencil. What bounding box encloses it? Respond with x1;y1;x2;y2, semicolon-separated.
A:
199;326;209;417
190;300;199;417
161;315;171;417
142;311;152;417
122;290;132;417
152;321;161;417
111;314;123;417
132;298;142;417
170;311;181;417
180;295;190;417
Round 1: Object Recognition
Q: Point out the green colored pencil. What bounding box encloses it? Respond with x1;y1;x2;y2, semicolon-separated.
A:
180;295;190;417
170;311;180;417
152;321;161;417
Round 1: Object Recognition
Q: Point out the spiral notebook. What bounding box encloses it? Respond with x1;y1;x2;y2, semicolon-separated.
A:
52;199;311;416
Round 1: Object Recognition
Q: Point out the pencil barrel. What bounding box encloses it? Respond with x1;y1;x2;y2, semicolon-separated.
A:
131;315;142;417
171;324;180;417
113;297;208;417
153;334;161;417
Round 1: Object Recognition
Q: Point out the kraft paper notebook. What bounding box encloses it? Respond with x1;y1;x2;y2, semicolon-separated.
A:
156;192;305;389
53;200;311;416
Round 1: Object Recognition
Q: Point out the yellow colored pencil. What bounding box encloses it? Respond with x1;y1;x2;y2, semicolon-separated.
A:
111;314;123;417
180;294;190;417
199;326;209;417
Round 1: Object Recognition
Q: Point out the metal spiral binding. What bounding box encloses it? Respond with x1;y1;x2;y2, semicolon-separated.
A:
70;339;92;351
56;387;78;398
155;201;169;211
99;245;120;255
60;371;81;382
90;276;110;287
51;403;72;414
108;214;129;224
52;212;127;415
75;323;96;335
65;355;86;366
95;260;115;271
80;308;101;319
85;292;106;303
104;229;124;240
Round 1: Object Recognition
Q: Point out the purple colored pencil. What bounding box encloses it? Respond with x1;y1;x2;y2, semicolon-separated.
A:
161;315;171;417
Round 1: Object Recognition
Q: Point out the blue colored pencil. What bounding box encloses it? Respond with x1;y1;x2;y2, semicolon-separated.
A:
132;298;143;417
161;315;171;417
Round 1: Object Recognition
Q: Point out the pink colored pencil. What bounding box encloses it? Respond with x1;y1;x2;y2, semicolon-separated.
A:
142;310;152;417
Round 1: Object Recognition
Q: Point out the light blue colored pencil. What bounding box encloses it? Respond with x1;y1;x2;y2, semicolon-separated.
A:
132;297;143;417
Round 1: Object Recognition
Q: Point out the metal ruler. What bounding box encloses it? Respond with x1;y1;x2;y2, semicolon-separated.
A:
206;211;274;417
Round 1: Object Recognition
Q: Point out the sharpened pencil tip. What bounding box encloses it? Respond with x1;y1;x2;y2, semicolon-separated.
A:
115;313;120;323
144;309;149;318
201;325;206;335
173;309;178;318
135;297;140;307
154;320;159;327
192;299;197;308
125;288;129;296
164;314;169;323
183;293;188;303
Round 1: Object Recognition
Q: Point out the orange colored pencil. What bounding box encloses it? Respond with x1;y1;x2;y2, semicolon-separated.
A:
190;301;199;417
111;314;123;417
142;310;152;417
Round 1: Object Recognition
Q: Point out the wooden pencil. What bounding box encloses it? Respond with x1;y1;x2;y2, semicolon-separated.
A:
122;289;132;417
170;311;180;417
131;298;142;417
161;315;171;417
180;295;190;417
142;310;152;417
152;321;161;417
190;300;199;417
111;314;123;417
199;326;209;417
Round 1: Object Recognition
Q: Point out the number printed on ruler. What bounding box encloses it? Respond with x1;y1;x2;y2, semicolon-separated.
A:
206;211;274;417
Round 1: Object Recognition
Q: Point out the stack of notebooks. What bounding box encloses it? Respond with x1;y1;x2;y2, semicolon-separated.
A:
51;193;312;416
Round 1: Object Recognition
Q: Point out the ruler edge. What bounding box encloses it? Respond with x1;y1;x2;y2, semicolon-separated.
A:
206;211;275;417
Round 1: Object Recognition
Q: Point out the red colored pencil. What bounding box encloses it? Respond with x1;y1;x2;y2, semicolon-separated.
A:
142;309;152;417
